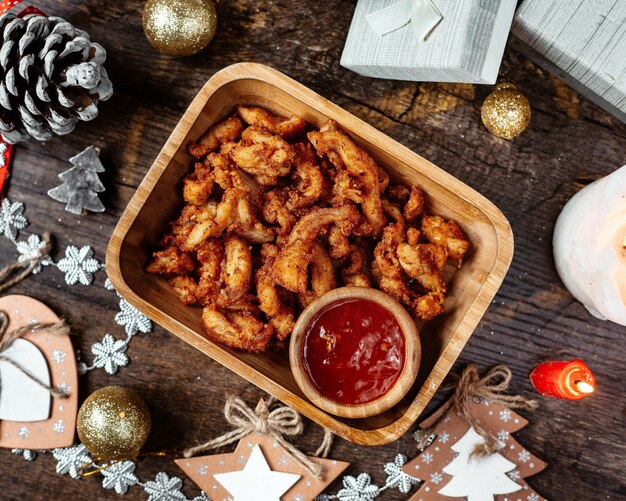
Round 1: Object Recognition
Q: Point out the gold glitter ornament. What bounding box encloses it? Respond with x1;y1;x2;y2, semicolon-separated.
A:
481;83;531;140
77;386;151;461
143;0;217;57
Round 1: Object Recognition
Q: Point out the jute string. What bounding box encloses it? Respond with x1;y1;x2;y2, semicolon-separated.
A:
415;364;538;457
0;311;70;399
183;396;334;480
0;232;52;293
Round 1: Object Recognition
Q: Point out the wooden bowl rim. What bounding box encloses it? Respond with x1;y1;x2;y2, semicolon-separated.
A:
290;287;421;419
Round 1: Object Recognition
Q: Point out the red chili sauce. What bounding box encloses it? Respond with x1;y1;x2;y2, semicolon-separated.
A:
303;298;405;405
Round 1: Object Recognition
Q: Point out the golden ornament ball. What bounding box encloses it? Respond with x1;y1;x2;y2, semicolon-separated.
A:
143;0;217;57
77;386;151;460
481;82;531;140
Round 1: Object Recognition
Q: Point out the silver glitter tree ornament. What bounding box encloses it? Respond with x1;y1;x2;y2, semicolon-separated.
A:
47;146;105;214
0;13;113;143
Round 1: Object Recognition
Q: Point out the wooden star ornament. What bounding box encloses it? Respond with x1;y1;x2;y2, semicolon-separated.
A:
176;432;349;501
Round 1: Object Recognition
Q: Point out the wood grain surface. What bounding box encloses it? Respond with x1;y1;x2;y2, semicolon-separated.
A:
0;1;625;500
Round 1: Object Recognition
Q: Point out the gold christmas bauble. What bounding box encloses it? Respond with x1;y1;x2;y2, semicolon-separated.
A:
143;0;217;57
480;83;531;140
77;386;151;460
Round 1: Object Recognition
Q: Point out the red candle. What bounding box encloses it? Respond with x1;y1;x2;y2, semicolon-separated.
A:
530;359;595;400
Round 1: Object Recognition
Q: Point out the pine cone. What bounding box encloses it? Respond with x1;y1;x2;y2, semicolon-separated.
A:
0;13;113;144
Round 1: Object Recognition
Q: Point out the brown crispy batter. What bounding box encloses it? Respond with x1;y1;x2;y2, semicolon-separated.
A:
299;242;336;307
309;128;386;235
274;205;360;293
230;127;295;185
341;245;371;287
183;162;214;206
169;276;199;305
146;246;194;275
397;243;448;292
237;105;306;139
202;307;273;353
189;116;244;159
404;186;424;222
422;215;470;262
217;235;252;307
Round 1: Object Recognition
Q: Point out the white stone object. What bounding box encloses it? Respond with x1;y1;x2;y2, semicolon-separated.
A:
553;166;626;326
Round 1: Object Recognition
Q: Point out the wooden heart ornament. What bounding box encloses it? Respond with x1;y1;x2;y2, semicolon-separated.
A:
0;295;78;449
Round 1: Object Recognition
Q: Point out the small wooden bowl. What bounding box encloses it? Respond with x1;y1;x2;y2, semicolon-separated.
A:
290;287;421;419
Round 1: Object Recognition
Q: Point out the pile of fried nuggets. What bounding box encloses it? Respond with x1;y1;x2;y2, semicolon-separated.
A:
146;105;470;352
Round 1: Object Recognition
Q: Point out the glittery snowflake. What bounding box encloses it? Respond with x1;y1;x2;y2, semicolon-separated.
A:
500;408;512;422
143;472;187;501
51;348;66;363
336;473;380;501
527;493;540;501
497;430;510;442
12;448;36;461
115;297;152;336
15;234;53;273
18;426;28;439
0;197;28;241
518;449;531;463
91;334;129;374
508;469;521;481
190;493;209;501
52;420;65;433
104;277;116;291
430;471;444;484
421;452;433;464
438;431;450;443
383;454;419;493
53;444;91;479
56;245;101;285
101;460;139;495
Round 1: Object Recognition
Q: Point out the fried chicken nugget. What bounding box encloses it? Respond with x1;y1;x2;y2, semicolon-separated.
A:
256;244;295;340
146;246;195;275
183;162;214;206
341;245;371;287
299;242;336;308
274;205;360;293
189;115;244;159
421;215;469;262
236;105;306;139
230;127;295;186
308;128;386;235
217;235;252;307
262;189;296;239
286;143;325;211
404;186;424;222
196;238;224;304
201;307;273;353
397;243;448;292
169;275;199;305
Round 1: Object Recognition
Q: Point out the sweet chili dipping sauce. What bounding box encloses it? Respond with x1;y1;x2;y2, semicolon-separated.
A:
303;298;405;405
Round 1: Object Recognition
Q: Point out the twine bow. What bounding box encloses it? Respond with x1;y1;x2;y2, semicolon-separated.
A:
0;231;52;293
415;364;538;457
183;396;334;480
0;310;70;400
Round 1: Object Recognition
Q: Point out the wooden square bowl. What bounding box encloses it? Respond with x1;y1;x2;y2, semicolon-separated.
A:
106;63;513;446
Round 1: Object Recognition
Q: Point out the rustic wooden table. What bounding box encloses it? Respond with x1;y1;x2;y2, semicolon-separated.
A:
1;1;625;500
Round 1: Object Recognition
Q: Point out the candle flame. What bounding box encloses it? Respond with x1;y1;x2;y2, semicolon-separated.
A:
575;381;594;394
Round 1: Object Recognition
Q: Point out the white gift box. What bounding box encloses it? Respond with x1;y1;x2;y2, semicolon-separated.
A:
511;0;626;123
340;0;517;84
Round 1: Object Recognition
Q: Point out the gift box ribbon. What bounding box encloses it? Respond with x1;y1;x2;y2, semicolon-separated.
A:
365;0;443;40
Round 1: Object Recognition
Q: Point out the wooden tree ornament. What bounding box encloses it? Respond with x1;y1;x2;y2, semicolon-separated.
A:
404;365;547;501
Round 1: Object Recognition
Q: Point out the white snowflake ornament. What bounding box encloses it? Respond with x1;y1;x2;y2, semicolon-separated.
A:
0;197;28;241
101;460;139;495
52;444;92;479
115;297;152;336
144;472;187;501
15;234;53;273
57;245;101;285
91;333;129;374
383;454;419;493
336;473;380;501
12;448;37;461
